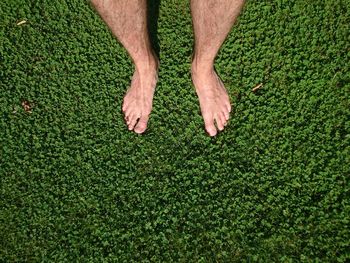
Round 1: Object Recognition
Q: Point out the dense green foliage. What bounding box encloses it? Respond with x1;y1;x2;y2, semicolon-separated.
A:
1;0;349;261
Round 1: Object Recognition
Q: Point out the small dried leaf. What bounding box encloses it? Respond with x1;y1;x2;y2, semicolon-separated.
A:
21;100;32;113
16;20;27;26
252;83;263;93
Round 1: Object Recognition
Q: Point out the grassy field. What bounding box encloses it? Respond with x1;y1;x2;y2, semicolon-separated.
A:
1;0;349;261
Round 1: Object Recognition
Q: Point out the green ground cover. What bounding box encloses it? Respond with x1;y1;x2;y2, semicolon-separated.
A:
1;0;349;261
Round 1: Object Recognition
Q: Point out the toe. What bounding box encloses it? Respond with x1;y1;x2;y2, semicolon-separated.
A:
223;110;230;121
215;114;225;131
124;114;130;125
124;114;131;125
134;115;150;134
220;112;228;127
122;99;128;113
124;106;133;120
203;113;217;136
128;114;139;130
226;102;232;113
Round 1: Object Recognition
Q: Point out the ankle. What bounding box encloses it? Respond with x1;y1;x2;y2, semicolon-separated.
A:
134;52;159;74
191;57;214;76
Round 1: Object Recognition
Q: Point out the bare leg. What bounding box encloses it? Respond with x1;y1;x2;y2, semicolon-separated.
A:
91;0;158;134
191;0;245;136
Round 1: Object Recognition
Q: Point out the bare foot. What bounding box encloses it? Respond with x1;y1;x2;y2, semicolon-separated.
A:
122;58;158;134
191;66;231;136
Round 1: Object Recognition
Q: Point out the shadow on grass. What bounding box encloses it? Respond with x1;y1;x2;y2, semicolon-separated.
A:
147;0;161;58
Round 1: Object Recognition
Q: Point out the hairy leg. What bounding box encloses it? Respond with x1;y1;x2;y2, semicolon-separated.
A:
191;0;245;136
91;0;158;134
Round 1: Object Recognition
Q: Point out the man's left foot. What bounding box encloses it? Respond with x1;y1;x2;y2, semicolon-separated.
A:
191;65;231;136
